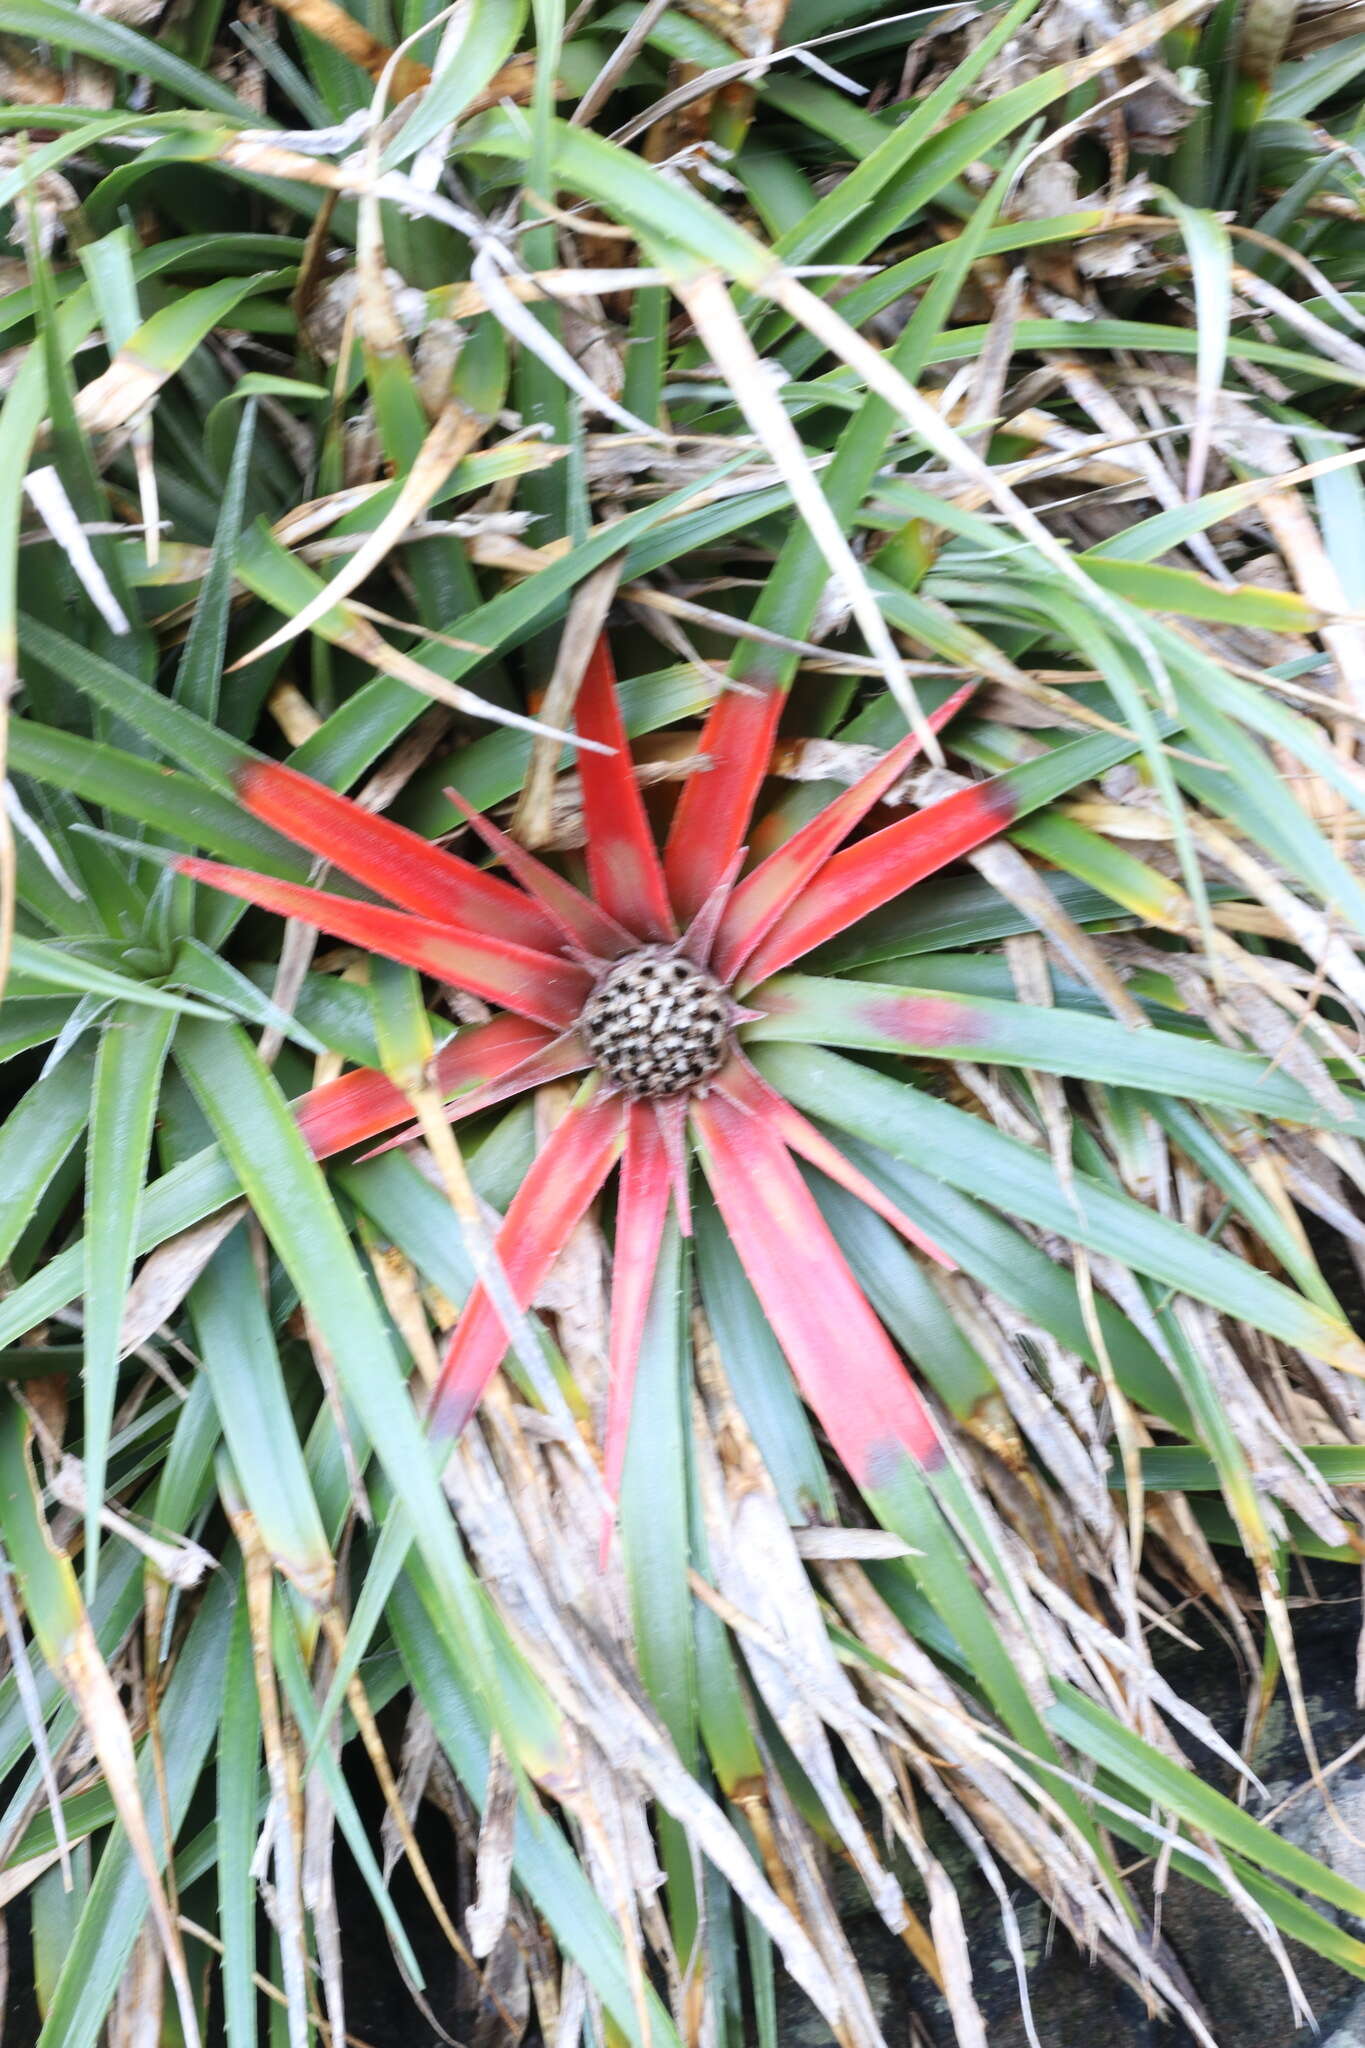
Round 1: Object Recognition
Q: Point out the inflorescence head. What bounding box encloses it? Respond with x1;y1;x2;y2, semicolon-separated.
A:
581;947;730;1099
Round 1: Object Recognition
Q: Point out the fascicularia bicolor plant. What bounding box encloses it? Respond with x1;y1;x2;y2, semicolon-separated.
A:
176;633;1365;1570
176;639;1006;1522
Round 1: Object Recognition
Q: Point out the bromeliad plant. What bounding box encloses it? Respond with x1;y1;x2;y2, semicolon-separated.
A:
161;609;1365;2034
175;623;1365;1544
176;642;995;1516
13;0;1365;2040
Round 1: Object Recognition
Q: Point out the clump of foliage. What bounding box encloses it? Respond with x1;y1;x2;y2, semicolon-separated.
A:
4;0;1365;2042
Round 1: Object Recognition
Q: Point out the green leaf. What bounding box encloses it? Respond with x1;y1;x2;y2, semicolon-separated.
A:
216;1584;262;2048
1153;191;1231;497
388;1562;685;2048
171;1020;559;1775
694;1190;833;1520
382;0;529;165
0;3;256;116
81;1004;175;1601
189;1225;332;1595
174;400;259;723
0;1042;95;1268
1050;1684;1365;1916
20;617;249;790
1136;1441;1365;1488
7;936;227;1018
621;1222;700;1944
34;1574;236;2048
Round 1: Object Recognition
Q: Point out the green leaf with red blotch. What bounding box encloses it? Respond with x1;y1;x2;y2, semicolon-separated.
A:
746;974;1365;1135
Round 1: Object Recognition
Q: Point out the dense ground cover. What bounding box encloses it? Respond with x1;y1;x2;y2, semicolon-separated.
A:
5;0;1365;2040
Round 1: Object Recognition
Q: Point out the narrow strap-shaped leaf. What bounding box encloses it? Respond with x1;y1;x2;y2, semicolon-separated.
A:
7;721;294;872
1155;190;1231;501
0;1397;223;2048
215;1586;261;2048
575;637;677;940
430;1087;627;1439
82;1005;175;1602
1050;1685;1365;1918
292;1014;558;1160
738;772;1020;988
175;857;589;1027
9;935;226;1019
663;139;1016;919
715;1055;956;1269
617;1215;701;1945
604;1103;673;1508
19;611;252;793
387;1565;684;2048
188;1225;332;1594
355;1035;592;1164
172;1020;514;1743
172;401;256;722
74;271;281;436
690;1090;944;1483
0;1041;95;1268
693;1188;833;1520
235;756;561;953
665;684;785;927
713;681;977;982
446;786;635;958
0;0;255;114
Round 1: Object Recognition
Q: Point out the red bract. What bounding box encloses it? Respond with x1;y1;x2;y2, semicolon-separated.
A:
181;642;1021;1523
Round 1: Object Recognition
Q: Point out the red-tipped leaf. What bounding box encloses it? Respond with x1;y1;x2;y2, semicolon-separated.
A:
602;1103;673;1511
235;757;561;953
445;789;636;960
690;1091;944;1483
294;1014;558;1159
429;1087;627;1440
681;851;745;971
737;773;1019;988
713;682;978;983
654;1092;693;1236
176;857;590;1027
715;1056;956;1270
356;1032;592;1162
575;638;676;942
665;684;783;925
